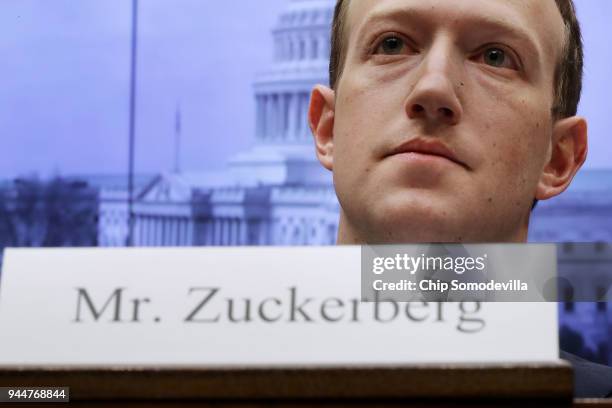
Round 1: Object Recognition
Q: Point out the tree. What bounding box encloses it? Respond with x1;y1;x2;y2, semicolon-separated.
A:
2;177;99;249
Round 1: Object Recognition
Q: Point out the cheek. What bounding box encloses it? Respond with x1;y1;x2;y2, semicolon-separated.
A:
467;72;551;171
331;102;370;188
478;101;551;197
333;79;399;170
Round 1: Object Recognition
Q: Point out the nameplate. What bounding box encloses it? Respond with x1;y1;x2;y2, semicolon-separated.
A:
0;247;558;366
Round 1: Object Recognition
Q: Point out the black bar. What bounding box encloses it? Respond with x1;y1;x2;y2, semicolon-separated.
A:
0;387;69;403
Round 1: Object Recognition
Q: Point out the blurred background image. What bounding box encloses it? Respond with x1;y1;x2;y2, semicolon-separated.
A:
0;0;610;365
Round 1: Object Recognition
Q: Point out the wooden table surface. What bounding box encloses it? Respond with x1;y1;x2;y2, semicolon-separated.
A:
0;363;608;407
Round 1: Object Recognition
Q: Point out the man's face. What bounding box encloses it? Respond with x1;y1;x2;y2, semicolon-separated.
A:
330;0;566;243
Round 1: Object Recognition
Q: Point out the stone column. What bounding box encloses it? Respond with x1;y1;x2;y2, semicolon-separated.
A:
218;219;225;246
305;35;313;60
259;220;269;246
278;95;285;142
160;217;166;246
142;216;149;246
268;95;275;141
255;95;262;140
226;219;233;246
182;218;189;246
212;218;221;245
138;216;145;246
224;218;230;246
217;219;224;246
176;217;185;246
282;93;290;141
203;220;210;246
288;35;294;60
167;217;172;246
302;92;310;139
299;36;305;60
147;216;152;247
152;216;160;246
167;218;174;246
171;218;176;246
284;35;291;60
239;220;248;245
231;219;238;246
319;34;327;60
257;95;263;141
133;215;140;246
287;93;296;141
274;37;281;61
274;94;282;141
295;93;303;139
267;94;276;141
176;218;183;246
227;219;234;246
149;216;155;246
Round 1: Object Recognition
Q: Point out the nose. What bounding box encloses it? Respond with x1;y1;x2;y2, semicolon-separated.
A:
405;42;463;126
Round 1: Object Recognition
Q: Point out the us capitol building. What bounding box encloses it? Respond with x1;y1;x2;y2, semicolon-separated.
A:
99;0;340;248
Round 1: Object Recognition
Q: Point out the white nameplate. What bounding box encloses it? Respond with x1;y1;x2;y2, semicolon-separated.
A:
0;247;558;366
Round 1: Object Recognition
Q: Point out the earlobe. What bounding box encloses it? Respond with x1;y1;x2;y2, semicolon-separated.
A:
308;85;336;171
535;116;588;200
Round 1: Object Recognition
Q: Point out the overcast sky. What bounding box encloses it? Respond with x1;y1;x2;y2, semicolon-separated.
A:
0;0;610;179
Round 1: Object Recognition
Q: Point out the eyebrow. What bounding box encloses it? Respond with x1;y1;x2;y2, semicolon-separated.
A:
354;6;542;62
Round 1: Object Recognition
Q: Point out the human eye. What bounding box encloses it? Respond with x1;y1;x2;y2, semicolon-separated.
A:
472;46;520;71
372;33;415;56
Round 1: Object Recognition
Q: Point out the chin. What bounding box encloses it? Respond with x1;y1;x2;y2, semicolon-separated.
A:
339;189;527;243
359;199;468;243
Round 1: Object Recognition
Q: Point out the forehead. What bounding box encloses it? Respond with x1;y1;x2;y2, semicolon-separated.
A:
344;0;565;60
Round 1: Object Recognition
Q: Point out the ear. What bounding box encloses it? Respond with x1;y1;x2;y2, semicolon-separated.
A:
308;85;336;171
535;116;588;200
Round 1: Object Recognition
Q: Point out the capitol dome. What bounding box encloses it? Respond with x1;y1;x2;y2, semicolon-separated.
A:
229;0;336;186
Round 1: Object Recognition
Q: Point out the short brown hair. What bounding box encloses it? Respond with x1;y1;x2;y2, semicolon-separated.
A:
329;0;583;119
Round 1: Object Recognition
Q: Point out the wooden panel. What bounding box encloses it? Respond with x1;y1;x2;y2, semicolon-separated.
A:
0;363;573;405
